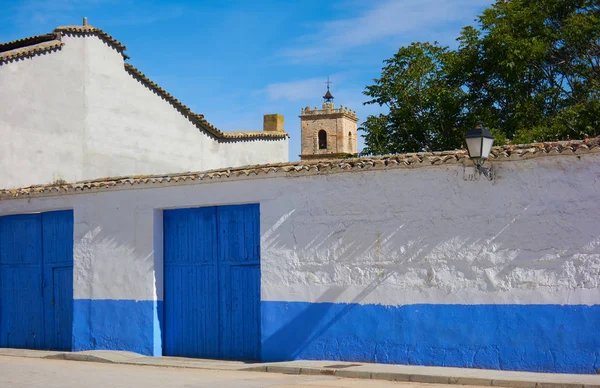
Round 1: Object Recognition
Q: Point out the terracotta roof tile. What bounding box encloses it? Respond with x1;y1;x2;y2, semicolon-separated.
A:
1;25;289;141
2;137;598;200
54;25;126;51
0;40;64;64
124;64;289;141
0;25;127;64
0;33;58;53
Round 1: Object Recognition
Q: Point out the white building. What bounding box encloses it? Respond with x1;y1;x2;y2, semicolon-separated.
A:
0;137;598;373
0;19;288;189
1;19;599;376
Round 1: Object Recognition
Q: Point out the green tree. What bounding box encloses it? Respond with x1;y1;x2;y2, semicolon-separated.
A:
361;0;600;154
361;42;466;154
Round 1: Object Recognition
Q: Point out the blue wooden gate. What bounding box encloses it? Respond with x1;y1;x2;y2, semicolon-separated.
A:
163;204;260;360
0;210;73;351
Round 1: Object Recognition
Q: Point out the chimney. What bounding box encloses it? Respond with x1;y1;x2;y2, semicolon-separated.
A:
83;17;88;26
263;114;284;132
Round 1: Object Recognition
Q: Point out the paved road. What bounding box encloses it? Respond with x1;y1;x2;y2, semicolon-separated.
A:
0;355;489;388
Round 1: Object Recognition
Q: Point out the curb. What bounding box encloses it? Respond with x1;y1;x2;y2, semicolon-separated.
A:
243;365;599;388
43;353;116;364
2;349;598;388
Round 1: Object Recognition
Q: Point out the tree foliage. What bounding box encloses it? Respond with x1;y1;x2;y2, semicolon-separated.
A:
360;0;600;155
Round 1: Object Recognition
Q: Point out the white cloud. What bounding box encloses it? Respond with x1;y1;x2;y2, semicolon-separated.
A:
266;77;325;102
266;75;345;102
281;0;491;63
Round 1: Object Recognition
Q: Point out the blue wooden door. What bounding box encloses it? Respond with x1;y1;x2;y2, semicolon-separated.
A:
42;211;74;351
163;204;260;360
51;267;73;350
0;210;73;351
0;214;44;349
163;207;219;358
217;205;261;360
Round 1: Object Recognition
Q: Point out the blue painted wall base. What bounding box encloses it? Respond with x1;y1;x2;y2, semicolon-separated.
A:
262;302;600;374
71;299;600;372
73;299;163;356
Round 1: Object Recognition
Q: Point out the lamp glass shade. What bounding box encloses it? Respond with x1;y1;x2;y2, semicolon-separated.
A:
465;122;495;162
465;137;483;158
481;137;494;159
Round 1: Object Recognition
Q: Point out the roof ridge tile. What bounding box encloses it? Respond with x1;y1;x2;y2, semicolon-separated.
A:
123;63;288;141
54;25;126;51
0;32;59;53
0;40;64;63
3;137;596;199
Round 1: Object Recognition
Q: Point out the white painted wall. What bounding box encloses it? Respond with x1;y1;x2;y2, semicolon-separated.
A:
0;34;288;189
0;37;87;187
0;154;598;307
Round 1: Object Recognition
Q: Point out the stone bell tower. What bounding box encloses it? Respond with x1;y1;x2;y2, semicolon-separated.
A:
299;81;359;160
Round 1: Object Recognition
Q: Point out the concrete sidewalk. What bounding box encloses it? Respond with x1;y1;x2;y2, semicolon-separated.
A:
0;348;598;388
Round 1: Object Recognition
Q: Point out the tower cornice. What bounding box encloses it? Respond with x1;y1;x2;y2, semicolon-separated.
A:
299;111;359;122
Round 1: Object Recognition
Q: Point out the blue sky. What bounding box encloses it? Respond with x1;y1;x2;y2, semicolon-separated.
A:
1;0;492;160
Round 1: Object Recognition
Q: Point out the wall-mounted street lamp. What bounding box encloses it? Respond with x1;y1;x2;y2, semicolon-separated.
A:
464;121;495;180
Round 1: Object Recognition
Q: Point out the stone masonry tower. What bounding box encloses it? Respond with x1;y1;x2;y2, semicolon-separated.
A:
299;83;359;160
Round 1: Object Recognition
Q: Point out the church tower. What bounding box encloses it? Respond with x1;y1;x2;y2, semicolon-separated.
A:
299;81;359;160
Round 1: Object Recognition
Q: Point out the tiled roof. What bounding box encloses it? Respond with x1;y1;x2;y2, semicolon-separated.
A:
124;64;289;140
54;25;127;51
0;32;58;53
0;24;289;140
1;137;598;200
0;39;64;63
0;26;125;64
224;131;289;139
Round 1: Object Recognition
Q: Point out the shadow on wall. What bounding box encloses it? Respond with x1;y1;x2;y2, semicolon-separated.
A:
73;226;158;356
260;219;433;362
261;273;393;361
259;206;600;374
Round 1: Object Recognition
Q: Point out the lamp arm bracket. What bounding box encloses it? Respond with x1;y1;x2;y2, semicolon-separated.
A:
477;164;494;181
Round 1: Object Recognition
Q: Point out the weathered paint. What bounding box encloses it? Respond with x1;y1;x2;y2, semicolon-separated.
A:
72;299;159;356
217;205;261;361
0;33;288;189
0;214;44;350
163;205;260;360
0;210;73;351
0;155;598;371
41;211;74;351
163;207;220;358
262;302;600;373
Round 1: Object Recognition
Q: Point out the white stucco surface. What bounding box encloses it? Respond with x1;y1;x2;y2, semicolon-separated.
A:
0;34;288;189
0;154;597;306
0;37;86;186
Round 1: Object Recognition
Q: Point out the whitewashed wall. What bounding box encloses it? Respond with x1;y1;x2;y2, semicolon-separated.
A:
0;37;87;188
0;154;598;372
0;34;288;189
